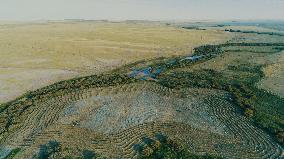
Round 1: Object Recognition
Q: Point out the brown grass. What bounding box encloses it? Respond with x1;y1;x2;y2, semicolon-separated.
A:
0;21;229;103
258;52;284;98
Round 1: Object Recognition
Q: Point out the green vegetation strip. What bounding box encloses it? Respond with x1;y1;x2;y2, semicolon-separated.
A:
225;29;284;36
223;46;284;53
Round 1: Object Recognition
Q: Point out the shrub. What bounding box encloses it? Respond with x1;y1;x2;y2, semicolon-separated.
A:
244;108;254;118
276;132;284;143
38;140;61;159
82;150;96;159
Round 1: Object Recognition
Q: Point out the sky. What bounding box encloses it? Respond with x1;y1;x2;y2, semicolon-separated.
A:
0;0;284;21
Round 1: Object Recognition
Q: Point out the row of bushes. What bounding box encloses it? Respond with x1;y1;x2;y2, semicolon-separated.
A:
223;46;284;54
190;43;284;58
182;26;206;30
193;45;223;56
28;74;135;99
220;42;284;47
147;45;224;73
225;29;284;36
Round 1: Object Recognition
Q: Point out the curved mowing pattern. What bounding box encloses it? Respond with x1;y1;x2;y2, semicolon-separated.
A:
204;95;283;159
0;82;282;158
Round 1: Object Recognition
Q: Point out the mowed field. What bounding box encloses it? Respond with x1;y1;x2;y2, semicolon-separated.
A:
0;21;230;104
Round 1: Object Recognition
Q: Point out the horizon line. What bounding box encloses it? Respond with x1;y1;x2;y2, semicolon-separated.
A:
1;18;284;23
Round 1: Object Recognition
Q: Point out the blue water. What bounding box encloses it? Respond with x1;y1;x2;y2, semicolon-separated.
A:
129;55;204;80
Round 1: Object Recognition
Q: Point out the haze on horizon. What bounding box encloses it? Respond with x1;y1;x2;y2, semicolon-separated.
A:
0;0;284;21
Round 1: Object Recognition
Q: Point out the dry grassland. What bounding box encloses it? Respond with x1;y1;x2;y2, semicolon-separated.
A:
0;21;230;103
258;51;284;98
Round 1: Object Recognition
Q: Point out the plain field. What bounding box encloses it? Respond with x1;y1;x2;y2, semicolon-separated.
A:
258;51;284;98
0;21;230;104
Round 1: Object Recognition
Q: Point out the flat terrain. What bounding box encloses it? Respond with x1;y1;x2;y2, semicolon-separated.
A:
258;51;284;98
0;21;229;104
